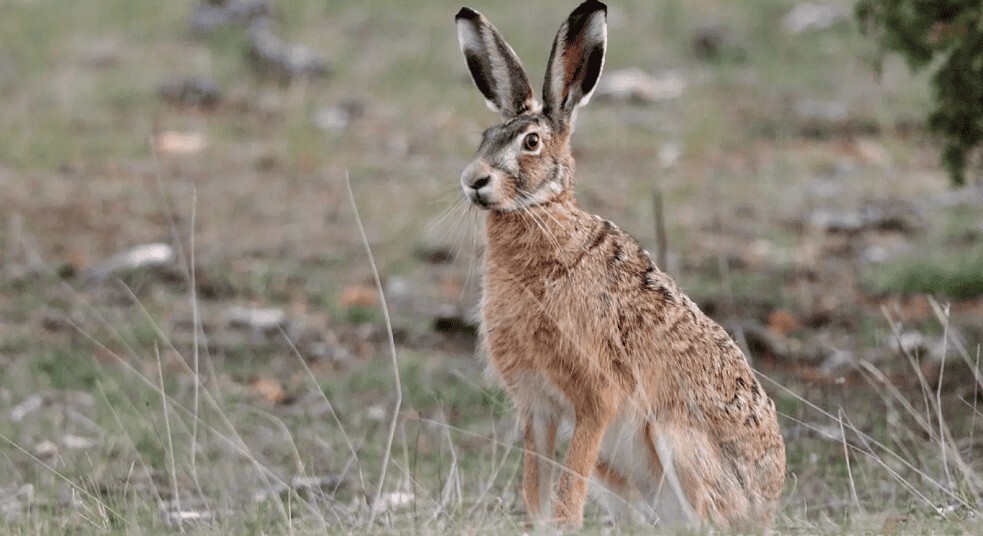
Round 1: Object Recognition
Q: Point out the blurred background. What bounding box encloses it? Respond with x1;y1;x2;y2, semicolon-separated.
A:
0;0;981;532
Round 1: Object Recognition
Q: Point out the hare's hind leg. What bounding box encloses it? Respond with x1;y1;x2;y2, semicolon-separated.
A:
640;423;701;527
593;459;633;526
522;413;557;522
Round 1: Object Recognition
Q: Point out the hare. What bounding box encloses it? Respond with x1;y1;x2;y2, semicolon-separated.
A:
455;0;785;530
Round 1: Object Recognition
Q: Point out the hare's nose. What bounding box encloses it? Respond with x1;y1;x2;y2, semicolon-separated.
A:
469;176;491;190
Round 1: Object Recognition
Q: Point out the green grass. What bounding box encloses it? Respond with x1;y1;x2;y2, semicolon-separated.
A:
870;246;983;299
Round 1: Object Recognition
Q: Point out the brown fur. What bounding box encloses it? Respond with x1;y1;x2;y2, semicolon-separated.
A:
456;1;785;529
479;202;785;529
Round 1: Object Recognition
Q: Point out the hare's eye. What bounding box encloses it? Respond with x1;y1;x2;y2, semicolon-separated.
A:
522;133;540;152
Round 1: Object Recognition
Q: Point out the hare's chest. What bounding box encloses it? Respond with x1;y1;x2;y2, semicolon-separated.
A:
480;279;561;354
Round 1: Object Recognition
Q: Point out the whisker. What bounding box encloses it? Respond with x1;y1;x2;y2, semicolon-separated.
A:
426;197;467;234
449;203;476;267
431;201;472;251
426;184;467;205
521;206;561;251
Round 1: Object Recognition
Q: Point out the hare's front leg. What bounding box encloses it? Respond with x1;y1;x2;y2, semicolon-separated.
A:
522;412;557;522
554;405;615;527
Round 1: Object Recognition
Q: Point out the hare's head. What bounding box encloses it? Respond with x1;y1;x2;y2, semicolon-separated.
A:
456;1;607;211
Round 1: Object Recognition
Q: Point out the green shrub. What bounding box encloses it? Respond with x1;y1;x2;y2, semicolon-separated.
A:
857;0;983;185
869;245;983;299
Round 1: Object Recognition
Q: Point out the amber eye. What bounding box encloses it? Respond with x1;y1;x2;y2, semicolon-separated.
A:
522;132;540;152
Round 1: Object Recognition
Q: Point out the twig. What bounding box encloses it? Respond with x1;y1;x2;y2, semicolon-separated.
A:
189;185;202;491
344;170;402;527
838;408;863;516
155;343;185;533
934;301;954;490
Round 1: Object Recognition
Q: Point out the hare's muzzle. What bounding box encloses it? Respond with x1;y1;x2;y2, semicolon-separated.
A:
461;160;496;209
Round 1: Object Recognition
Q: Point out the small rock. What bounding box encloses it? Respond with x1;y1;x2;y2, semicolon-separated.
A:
854;138;890;166
384;276;412;303
692;25;726;60
189;0;270;35
313;107;349;131
819;349;855;375
921;336;972;389
291;475;340;491
118;243;175;269
160;508;217;528
83;39;122;69
691;24;746;62
290;475;345;500
0;484;33;522
809;209;864;232
302;336;351;364
371;491;414;514
225;306;286;332
741;322;791;359
90;243;176;282
794;98;848;124
41;311;74;332
158;76;222;109
10;394;43;422
247;19;330;82
365;405;387;422
595;68;686;104
62;390;97;409
156;131;208;155
251;483;290;504
313;100;364;132
34;440;58;460
808;204;918;234
862;245;890;264
432;304;477;337
60;434;97;450
782;2;847;34
657;141;683;169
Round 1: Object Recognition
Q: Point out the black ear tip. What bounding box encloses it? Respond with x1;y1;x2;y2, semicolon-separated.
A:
573;0;607;16
456;7;480;21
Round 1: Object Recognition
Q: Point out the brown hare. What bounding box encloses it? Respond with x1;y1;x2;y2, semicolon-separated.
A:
455;0;785;530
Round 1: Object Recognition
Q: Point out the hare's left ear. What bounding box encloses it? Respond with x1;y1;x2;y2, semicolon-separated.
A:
542;0;607;127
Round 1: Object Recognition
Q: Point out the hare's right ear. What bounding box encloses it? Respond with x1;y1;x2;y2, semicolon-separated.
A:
543;0;607;127
456;7;537;118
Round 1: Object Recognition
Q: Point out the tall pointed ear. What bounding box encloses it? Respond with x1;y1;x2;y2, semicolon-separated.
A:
456;7;538;118
542;0;607;126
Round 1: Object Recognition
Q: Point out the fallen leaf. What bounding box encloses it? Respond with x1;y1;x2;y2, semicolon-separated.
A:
226;306;286;331
767;310;800;336
249;377;286;404
341;284;377;308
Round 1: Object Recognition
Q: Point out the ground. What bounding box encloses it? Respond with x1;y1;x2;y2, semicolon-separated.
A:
0;0;981;533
